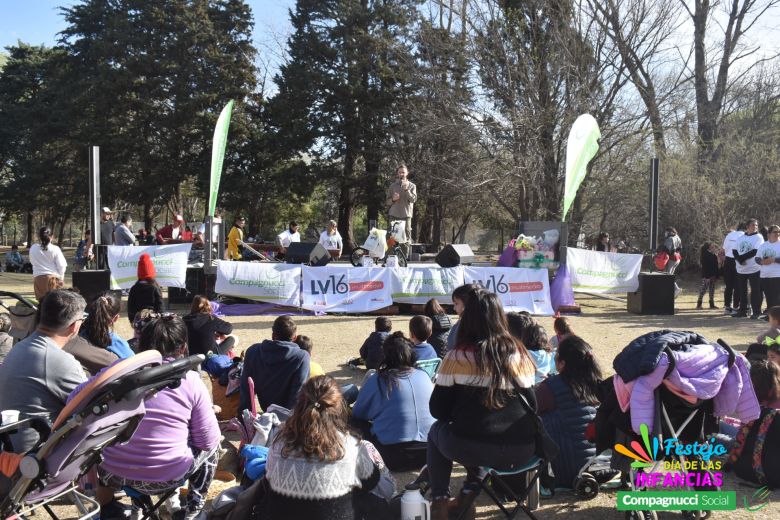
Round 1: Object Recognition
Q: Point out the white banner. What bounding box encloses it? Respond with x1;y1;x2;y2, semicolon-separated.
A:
391;266;464;304
566;247;642;293
107;244;192;289
214;261;301;305
302;266;393;313
463;267;554;315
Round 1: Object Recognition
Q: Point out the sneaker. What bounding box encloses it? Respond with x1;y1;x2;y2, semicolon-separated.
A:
750;314;760;320
182;504;204;520
724;307;733;315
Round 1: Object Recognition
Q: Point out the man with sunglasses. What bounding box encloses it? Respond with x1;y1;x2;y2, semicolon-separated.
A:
0;290;88;452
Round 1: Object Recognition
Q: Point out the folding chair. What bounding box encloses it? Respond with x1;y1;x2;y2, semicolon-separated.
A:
458;456;544;520
415;358;441;381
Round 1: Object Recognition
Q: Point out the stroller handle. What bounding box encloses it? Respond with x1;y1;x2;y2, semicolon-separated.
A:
0;291;37;311
716;339;737;368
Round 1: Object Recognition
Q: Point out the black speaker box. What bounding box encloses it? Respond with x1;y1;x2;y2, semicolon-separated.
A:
285;242;331;266
627;273;675;315
435;244;476;268
72;270;115;305
168;268;209;304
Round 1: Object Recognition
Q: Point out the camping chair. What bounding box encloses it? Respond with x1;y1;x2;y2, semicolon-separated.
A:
0;351;204;520
459;457;544;520
415;358;441;381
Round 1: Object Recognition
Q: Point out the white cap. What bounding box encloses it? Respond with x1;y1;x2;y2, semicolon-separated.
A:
175;214;184;222
102;207;112;213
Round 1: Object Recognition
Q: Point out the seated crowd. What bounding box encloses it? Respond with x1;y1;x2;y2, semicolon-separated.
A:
1;275;779;520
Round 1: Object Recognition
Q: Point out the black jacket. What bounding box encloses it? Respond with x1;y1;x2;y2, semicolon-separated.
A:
127;281;163;322
359;331;390;370
240;339;310;413
700;249;720;279
613;330;709;383
183;312;233;356
428;314;452;357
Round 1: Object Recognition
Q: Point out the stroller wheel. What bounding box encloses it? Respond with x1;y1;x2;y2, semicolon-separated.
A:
573;474;600;500
625;511;657;520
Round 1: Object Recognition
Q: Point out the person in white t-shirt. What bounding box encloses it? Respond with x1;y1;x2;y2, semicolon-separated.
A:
732;218;765;319
721;222;746;315
318;220;343;258
29;227;67;300
275;221;301;255
756;224;780;311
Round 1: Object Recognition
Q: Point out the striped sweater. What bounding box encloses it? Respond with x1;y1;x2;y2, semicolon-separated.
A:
430;347;538;444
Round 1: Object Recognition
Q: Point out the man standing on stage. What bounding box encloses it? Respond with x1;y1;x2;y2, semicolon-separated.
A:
275;222;301;258
386;163;417;256
97;207;115;269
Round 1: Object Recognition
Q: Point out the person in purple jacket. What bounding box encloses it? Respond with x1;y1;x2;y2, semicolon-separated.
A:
94;315;220;520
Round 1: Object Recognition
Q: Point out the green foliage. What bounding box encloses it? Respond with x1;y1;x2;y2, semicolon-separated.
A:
58;0;257;227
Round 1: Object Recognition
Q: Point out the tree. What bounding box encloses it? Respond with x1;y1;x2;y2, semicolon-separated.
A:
270;0;419;250
0;43;84;246
59;0;257;230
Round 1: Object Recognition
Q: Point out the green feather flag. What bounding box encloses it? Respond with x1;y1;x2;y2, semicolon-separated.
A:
562;114;600;221
208;100;235;217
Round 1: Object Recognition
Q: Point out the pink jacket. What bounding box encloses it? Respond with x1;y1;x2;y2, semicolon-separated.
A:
621;344;760;434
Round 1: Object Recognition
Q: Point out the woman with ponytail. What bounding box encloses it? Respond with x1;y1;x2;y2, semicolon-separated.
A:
29;227;67;300
81;292;134;359
535;335;603;488
265;375;389;519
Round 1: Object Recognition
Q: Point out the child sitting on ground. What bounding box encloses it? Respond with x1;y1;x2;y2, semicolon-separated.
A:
757;306;780;345
296;335;324;377
550;316;573;349
409;315;437;361
127;253;163;323
506;312;556;384
349;317;393;370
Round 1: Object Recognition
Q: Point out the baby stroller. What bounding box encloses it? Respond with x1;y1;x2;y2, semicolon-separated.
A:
587;333;758;520
0;290;38;345
0;350;204;520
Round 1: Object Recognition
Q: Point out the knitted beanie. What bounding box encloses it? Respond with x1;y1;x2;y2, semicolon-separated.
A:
137;253;156;280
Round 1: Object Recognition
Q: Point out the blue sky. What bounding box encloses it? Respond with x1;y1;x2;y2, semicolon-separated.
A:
0;0;295;73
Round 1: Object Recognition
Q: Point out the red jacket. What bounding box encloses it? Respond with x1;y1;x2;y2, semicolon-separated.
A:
155;223;188;244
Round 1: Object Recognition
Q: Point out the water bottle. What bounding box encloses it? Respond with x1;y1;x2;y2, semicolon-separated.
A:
400;483;429;520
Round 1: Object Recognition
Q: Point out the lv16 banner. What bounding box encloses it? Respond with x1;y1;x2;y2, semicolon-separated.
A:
302;266;393;313
566;247;642;293
463;266;554;315
107;244;192;289
391;266;464;304
214;261;301;306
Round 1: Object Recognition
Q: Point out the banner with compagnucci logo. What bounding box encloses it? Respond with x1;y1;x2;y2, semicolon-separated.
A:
566;247;642;294
391;266;464;304
214;261;300;305
107;244;192;289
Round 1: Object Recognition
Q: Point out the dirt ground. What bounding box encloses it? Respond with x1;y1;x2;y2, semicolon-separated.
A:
1;269;778;519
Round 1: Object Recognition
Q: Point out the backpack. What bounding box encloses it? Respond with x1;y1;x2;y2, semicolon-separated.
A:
727;408;780;488
203;354;233;378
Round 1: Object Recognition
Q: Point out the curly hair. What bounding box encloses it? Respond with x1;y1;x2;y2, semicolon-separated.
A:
275;376;349;462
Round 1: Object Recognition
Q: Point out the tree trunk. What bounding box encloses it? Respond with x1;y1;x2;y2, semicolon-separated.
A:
144;202;153;233
26;211;34;248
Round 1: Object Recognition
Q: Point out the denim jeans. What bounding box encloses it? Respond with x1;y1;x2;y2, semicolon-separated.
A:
426;421;536;497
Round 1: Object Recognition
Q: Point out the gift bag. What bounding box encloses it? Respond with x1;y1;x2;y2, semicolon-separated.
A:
389;220;407;244
363;229;388;257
